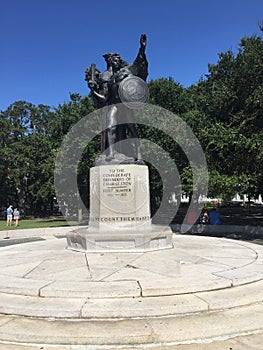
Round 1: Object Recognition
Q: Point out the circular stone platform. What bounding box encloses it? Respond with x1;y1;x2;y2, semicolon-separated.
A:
0;233;262;349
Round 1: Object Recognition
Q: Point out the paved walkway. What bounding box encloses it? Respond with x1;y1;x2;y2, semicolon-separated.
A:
0;229;262;349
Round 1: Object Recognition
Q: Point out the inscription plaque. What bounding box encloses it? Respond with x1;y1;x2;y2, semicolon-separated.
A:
89;164;151;230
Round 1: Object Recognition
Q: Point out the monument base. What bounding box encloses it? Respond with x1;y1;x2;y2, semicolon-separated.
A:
67;163;173;252
66;225;173;252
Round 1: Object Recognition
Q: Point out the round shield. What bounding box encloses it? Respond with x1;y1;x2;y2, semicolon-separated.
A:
119;76;149;109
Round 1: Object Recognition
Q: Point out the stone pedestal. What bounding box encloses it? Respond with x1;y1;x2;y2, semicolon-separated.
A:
67;164;173;252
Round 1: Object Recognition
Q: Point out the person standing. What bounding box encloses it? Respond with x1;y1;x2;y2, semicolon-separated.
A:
13;208;20;226
6;205;13;226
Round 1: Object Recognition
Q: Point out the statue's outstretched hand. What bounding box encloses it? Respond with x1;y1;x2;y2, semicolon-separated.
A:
140;34;147;48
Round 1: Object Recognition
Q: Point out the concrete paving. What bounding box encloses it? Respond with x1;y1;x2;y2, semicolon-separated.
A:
0;229;262;349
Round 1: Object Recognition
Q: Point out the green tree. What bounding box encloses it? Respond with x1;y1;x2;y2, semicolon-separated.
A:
0;101;55;214
148;77;189;114
189;28;263;199
51;93;98;216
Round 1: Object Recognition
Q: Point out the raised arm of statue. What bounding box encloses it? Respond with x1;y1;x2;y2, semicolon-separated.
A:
139;34;147;56
131;34;148;81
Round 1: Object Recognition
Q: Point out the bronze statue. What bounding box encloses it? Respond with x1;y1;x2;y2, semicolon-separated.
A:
85;34;148;164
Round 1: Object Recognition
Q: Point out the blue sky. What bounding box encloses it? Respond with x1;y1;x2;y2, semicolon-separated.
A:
1;0;263;111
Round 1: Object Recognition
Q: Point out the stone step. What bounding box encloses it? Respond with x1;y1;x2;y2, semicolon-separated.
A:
0;279;262;319
0;303;262;347
0;333;263;349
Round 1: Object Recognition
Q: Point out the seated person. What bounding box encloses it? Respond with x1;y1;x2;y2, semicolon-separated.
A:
199;209;209;224
209;208;221;225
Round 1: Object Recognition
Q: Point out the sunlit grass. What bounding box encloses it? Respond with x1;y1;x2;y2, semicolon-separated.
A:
0;218;82;231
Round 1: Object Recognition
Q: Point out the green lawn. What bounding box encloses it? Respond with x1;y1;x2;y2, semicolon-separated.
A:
0;218;79;231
